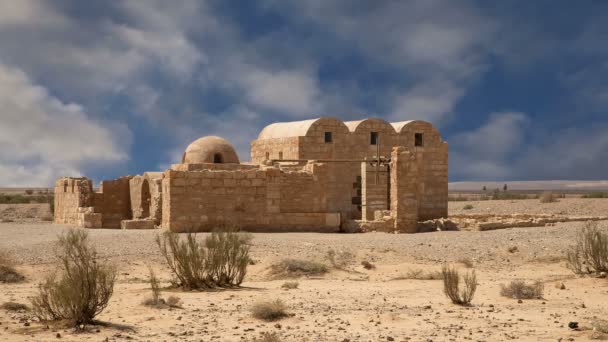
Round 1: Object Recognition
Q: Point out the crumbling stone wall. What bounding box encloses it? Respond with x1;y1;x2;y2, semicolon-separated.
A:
361;162;389;221
129;176;150;219
99;176;133;228
390;147;419;233
54;177;94;225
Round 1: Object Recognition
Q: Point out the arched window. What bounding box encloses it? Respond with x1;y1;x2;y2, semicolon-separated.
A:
213;153;223;163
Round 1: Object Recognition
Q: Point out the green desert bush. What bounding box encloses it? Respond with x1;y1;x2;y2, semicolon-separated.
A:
269;259;328;278
567;221;608;274
0;252;25;283
156;229;251;289
251;299;289;321
463;204;474;210
442;265;477;306
31;229;116;327
500;280;544;299
583;192;608;198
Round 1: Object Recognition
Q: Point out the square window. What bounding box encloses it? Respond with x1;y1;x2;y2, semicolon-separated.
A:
370;132;378;145
415;133;424;147
324;132;333;143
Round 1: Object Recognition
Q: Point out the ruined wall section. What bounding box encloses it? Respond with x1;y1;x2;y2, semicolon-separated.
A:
129;176;150;219
390;147;419;233
361;162;389;221
99;176;133;228
54;177;94;225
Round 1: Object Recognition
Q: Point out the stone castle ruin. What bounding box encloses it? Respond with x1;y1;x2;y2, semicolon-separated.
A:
54;117;448;233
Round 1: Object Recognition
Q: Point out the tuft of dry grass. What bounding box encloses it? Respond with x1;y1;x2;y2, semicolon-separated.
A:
269;259;328;278
361;260;376;270
1;301;29;311
0;252;25;283
393;268;443;280
500;280;544;299
442;265;477;306
281;281;299;290
592;319;608;334
247;332;282;342
251;299;289;321
567;221;608;274
325;249;354;269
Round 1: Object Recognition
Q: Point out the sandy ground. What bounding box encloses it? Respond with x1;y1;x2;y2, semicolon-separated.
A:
1;199;608;341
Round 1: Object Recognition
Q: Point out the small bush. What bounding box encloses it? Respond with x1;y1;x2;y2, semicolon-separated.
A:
361;260;376;270
567;221;608;274
31;229;116;327
442;265;477;306
539;191;557;203
1;301;29;311
156;229;251;289
326;249;354;269
592;319;608;334
166;296;182;308
281;281;299;289
393;269;443;280
507;246;518;253
251;299;288;321
463;204;474;210
143;266;162;307
500;280;544;299
269;259;328;278
247;332;282;342
0;252;25;283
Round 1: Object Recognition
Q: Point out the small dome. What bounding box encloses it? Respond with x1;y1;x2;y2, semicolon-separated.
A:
182;136;240;164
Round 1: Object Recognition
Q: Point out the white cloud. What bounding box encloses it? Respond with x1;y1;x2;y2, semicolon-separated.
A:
0;64;129;186
240;69;320;116
450;112;527;180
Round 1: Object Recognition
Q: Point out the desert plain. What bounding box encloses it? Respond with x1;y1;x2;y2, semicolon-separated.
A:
1;198;607;341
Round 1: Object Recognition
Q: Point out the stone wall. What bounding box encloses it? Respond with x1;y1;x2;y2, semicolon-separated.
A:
251;137;300;163
161;163;340;232
99;176;133;228
54;177;94;225
129;176;150;219
390;147;419;233
361;162;389;221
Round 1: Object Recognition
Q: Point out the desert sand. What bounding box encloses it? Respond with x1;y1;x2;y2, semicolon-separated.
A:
1;199;607;341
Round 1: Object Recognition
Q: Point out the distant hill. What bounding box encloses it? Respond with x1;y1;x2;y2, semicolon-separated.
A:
449;180;608;191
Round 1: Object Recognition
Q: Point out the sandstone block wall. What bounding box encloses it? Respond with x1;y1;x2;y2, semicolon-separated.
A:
54;177;94;225
129;176;150;219
161;163;339;232
251;137;300;163
390;147;419;233
99;176;133;228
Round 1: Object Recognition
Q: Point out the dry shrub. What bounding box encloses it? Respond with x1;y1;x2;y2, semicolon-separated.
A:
156;229;251;289
143;266;164;307
31;229;116;327
539;191;557;203
567;221;608;274
325;249;354;269
1;301;28;311
500;280;544;299
166;296;182;308
592;319;608;334
442;265;477;306
393;268;443;280
0;252;25;283
281;281;299;289
247;332;282;342
361;260;376;270
251;299;288;321
463;204;474;210
507;246;518;253
269;259;328;278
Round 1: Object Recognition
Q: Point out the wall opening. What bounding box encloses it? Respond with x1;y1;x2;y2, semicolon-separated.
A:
213;153;223;163
370;132;378;145
265;152;270;160
324;132;333;143
415;133;424;147
278;151;283;160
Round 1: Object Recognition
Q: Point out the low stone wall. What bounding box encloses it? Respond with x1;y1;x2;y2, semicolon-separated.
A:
451;214;608;231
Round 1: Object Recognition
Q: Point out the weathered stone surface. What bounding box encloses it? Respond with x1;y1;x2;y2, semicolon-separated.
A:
121;219;155;230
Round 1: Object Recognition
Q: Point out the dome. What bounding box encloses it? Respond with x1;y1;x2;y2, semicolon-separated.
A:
182;136;240;164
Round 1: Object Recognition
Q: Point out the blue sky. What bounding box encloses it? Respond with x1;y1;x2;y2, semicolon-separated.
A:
0;0;607;186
